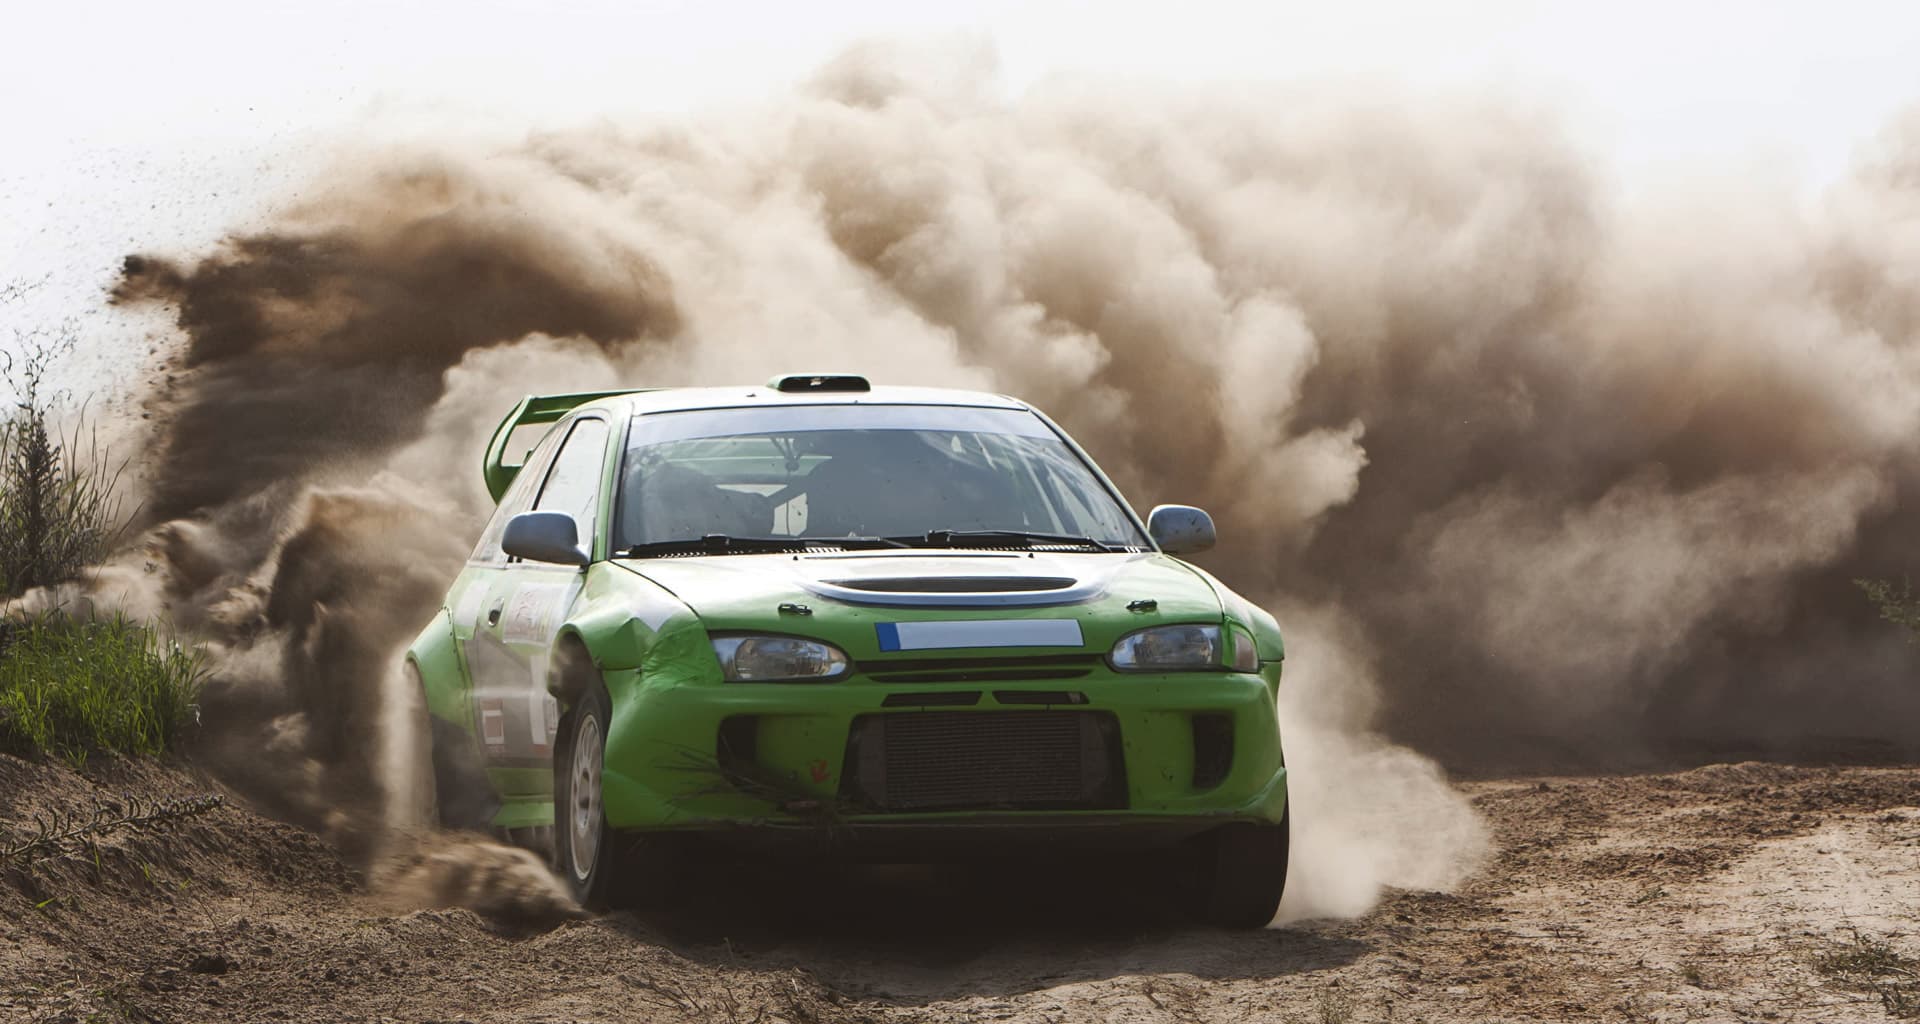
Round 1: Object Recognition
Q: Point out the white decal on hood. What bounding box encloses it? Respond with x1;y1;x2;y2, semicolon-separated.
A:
875;619;1084;651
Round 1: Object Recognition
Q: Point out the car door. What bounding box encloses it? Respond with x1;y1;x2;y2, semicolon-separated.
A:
458;415;612;782
446;420;564;735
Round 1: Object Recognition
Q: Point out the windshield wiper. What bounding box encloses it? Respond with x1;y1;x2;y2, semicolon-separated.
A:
623;535;908;558
895;529;1128;552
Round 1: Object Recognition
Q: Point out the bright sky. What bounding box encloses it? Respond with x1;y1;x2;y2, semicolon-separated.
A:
3;0;1918;387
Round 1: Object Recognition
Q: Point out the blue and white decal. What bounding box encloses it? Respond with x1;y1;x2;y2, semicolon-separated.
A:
875;619;1084;651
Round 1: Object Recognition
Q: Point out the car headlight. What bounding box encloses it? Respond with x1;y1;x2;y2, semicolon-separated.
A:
1228;626;1260;672
1109;624;1260;673
711;635;850;682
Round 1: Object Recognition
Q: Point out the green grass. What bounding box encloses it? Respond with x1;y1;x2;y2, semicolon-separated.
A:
0;616;203;764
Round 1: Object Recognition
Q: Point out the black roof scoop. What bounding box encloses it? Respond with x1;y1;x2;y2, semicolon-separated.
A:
768;373;871;393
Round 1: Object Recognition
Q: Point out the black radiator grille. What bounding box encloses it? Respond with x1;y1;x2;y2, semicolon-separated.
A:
857;654;1100;684
842;711;1126;813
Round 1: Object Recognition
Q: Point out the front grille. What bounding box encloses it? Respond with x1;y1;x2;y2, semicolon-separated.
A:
993;690;1087;705
881;691;982;708
841;711;1126;813
858;653;1100;684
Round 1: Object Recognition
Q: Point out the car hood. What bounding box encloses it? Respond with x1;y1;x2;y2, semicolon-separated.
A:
612;549;1225;656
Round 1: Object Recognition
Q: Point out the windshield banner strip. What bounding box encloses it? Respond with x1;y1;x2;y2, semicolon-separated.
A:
629;404;1054;446
875;619;1085;652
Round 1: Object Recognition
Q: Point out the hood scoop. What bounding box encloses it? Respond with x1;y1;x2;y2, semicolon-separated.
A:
801;569;1110;608
826;576;1077;594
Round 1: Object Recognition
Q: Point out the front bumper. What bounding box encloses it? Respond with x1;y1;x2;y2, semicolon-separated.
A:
596;666;1289;833
639;808;1284;859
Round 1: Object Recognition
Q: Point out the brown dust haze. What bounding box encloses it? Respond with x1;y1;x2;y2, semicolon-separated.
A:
48;43;1920;920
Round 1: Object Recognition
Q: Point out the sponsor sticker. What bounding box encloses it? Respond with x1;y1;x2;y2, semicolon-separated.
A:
479;699;507;751
500;583;574;645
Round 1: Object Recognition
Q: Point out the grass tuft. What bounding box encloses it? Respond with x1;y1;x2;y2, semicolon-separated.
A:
1315;987;1355;1024
1816;928;1920;1018
0;615;203;763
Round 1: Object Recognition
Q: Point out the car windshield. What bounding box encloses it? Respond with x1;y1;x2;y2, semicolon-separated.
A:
613;405;1147;553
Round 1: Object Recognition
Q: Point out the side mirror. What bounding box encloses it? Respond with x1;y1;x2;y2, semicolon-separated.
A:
503;511;589;567
1147;504;1216;555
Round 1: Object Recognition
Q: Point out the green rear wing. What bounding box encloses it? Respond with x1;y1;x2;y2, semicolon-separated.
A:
482;389;647;502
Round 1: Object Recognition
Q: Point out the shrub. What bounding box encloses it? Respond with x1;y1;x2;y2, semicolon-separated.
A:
0;325;128;598
0;289;188;764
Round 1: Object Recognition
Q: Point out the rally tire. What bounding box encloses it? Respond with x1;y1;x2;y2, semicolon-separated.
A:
555;679;624;910
1198;812;1290;929
429;716;501;830
406;661;497;831
552;675;689;912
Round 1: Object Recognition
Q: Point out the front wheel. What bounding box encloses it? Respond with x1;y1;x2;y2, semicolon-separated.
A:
551;677;684;911
554;680;622;909
1195;812;1290;928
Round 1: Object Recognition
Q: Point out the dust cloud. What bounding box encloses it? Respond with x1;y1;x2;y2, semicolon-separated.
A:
44;41;1920;922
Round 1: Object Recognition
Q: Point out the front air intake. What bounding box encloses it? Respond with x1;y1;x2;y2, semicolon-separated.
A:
840;711;1126;812
1191;713;1234;790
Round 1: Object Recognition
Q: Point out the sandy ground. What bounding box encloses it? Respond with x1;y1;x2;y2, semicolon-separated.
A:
3;755;1918;1023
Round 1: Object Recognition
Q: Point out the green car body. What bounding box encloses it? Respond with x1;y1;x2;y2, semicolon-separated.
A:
406;376;1290;924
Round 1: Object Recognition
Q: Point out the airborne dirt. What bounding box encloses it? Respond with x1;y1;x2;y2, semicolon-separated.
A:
10;39;1920;1024
5;754;1917;1023
20;42;1920;934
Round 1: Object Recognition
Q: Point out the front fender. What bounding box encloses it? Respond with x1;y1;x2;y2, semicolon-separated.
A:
1180;564;1285;664
552;562;701;694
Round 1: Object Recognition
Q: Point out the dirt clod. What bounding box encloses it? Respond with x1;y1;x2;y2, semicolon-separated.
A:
188;953;232;975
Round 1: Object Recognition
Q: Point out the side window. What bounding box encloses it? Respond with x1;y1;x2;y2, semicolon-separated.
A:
470;423;568;564
533;418;611;551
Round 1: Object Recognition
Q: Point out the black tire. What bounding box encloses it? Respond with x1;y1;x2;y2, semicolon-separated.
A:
1197;812;1290;929
551;675;690;912
430;716;502;830
554;678;624;910
405;661;498;831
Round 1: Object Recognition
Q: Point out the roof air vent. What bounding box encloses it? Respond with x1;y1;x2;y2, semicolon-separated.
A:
768;373;871;393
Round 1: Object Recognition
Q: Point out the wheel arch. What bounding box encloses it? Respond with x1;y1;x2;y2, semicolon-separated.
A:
406;607;471;727
550;584;668;703
548;626;602;707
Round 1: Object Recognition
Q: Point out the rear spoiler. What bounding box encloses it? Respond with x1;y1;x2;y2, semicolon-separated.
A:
481;389;648;502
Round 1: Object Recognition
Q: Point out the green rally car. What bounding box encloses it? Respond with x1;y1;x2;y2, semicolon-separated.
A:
405;374;1290;926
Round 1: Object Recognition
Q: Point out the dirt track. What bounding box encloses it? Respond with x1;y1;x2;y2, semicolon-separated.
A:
3;755;1918;1023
